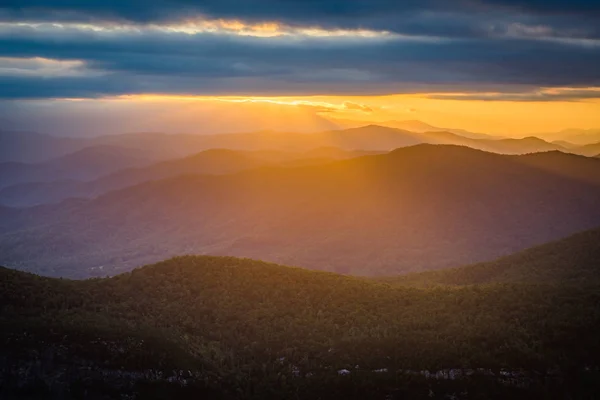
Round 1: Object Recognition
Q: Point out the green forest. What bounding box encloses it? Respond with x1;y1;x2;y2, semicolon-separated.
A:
2;227;600;399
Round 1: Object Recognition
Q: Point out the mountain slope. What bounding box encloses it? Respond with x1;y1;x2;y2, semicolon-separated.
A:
0;145;159;189
535;128;600;146
1;145;600;278
552;140;578;149
574;142;600;157
363;120;499;140
418;132;568;154
2;255;600;398
390;226;600;287
482;136;567;154
0;126;569;171
0;131;83;163
317;126;564;154
0;148;379;207
509;151;600;185
0;149;272;207
41;145;158;178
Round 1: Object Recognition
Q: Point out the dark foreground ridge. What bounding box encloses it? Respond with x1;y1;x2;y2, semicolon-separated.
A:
2;238;600;399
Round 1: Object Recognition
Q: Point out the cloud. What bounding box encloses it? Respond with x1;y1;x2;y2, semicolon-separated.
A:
343;102;373;112
0;1;598;99
2;1;599;23
426;88;600;102
0;21;599;99
0;56;102;77
2;1;600;41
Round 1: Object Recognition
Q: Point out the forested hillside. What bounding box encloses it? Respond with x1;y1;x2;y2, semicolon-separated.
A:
2;254;600;399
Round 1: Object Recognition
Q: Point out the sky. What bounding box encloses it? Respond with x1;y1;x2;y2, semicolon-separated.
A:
1;0;599;137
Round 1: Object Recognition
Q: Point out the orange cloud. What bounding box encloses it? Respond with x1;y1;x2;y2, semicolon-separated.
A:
343;102;373;112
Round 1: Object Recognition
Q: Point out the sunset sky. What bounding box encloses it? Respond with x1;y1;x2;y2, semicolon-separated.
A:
1;1;599;136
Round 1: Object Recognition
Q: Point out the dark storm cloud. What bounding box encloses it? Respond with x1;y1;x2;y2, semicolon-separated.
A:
485;0;600;15
2;0;599;23
1;25;599;99
427;89;600;102
0;1;599;99
1;1;599;42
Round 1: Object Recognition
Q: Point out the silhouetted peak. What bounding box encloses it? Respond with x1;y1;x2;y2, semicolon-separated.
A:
61;145;130;156
518;136;548;143
184;148;243;158
519;150;572;158
388;143;486;157
387;120;437;128
349;124;398;132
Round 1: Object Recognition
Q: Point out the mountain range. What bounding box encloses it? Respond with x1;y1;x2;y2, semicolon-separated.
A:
533;128;600;146
5;125;599;207
575;141;600;157
351;120;501;140
0;145;161;190
2;124;598;165
1;144;599;278
0;148;382;207
3;123;600;399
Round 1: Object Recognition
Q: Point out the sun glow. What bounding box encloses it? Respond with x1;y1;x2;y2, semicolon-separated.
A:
110;92;600;136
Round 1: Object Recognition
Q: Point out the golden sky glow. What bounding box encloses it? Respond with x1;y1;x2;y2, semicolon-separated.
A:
114;92;600;136
3;10;599;139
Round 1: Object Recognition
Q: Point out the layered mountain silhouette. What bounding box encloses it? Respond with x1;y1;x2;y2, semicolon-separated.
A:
0;148;380;207
331;119;500;140
1;125;588;166
1;145;599;278
1;126;585;206
535;128;600;146
0;145;160;189
575;141;600;157
0;130;83;163
508;150;600;185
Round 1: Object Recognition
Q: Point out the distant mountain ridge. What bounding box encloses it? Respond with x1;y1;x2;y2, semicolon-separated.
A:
534;128;600;146
0;130;82;163
0;145;161;189
329;119;500;140
0;148;381;207
1;145;599;278
390;226;600;287
377;120;500;140
0;124;578;207
575;141;600;157
1;125;592;166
